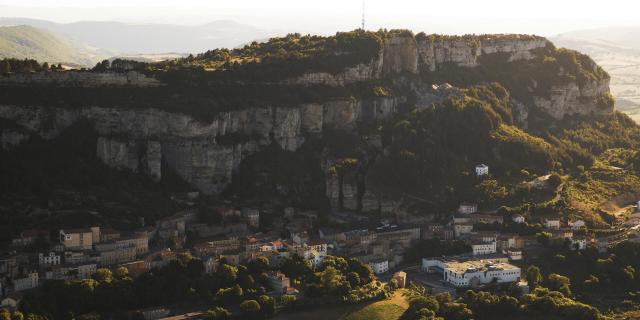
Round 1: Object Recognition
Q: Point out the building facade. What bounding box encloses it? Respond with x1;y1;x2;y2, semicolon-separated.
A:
423;258;521;288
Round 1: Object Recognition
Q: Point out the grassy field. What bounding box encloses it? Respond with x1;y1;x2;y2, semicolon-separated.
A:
340;290;410;320
274;290;410;320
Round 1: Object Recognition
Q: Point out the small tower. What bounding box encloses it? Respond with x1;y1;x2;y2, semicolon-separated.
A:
361;0;366;30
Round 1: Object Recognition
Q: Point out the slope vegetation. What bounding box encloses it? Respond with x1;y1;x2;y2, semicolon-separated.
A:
0;25;92;65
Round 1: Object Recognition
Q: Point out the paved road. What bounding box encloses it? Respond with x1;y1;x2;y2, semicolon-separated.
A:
405;268;457;297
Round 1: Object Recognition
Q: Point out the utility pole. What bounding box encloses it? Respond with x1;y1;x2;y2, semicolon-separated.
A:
361;0;365;30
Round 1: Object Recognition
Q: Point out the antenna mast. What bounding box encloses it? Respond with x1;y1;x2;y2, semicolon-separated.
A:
361;0;365;30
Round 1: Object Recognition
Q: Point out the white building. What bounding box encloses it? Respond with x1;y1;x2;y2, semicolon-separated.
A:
308;239;328;256
506;250;522;261
475;164;489;177
458;203;478;214
45;263;97;281
471;241;497;256
571;237;588;251
368;259;389;275
512;214;525;224
0;294;20;311
140;307;170;320
243;209;260;228
568;219;585;230
13;272;39;292
38;252;61;267
454;224;473;237
422;258;521;288
544;218;561;230
203;256;217;274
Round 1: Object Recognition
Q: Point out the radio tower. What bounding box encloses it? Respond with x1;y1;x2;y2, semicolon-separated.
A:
361;0;365;30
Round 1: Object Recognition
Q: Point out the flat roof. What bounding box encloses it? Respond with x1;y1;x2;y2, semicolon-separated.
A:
445;259;519;274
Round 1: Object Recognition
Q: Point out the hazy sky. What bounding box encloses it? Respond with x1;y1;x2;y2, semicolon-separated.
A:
1;0;639;36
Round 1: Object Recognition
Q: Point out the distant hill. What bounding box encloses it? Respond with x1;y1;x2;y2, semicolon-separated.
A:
108;53;189;63
0;18;275;54
554;27;640;49
0;25;97;66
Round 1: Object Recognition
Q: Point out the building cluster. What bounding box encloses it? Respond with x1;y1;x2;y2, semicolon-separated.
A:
0;168;609;312
447;197;593;257
319;222;421;275
0;224;152;306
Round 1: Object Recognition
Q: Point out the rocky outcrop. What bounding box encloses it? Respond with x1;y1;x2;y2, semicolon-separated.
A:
287;35;548;86
383;35;419;75
416;37;548;72
531;78;612;120
273;107;303;151
96;137;162;181
0;71;162;87
283;62;383;87
0;96;399;195
0;128;29;150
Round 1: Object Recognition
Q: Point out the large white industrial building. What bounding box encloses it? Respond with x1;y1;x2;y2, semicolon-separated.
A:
422;257;521;288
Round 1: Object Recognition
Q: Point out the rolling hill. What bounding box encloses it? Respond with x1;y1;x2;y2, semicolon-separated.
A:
0;24;100;66
0;18;274;54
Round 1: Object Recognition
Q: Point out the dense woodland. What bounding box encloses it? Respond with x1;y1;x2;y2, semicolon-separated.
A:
9;254;380;320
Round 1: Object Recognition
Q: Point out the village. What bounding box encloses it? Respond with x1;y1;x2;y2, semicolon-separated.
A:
0;163;632;319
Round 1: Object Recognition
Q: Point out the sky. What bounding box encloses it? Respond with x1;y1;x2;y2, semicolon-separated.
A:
0;0;639;36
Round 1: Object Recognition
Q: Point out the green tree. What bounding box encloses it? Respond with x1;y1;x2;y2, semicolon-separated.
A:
247;256;270;275
93;268;113;283
281;294;296;309
216;264;238;287
239;300;261;319
547;273;571;296
215;284;243;305
11;312;24;320
319;266;343;290
114;266;129;280
0;60;10;74
0;309;10;320
258;295;275;316
526;265;543;288
206;307;231;320
409;295;440;314
281;255;312;282
347;271;361;288
440;302;473;320
347;258;374;284
93;59;110;71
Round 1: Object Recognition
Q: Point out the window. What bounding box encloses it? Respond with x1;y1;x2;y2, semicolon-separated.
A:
65;234;72;240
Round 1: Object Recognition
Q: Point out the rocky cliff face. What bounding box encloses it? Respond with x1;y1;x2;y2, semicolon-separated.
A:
0;97;398;195
0;33;614;214
417;37;549;72
0;71;162;87
531;78;612;120
286;35;548;86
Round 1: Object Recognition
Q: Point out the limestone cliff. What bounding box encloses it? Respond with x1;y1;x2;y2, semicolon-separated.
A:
0;97;397;195
285;34;549;85
0;31;615;214
531;78;611;120
0;71;162;87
